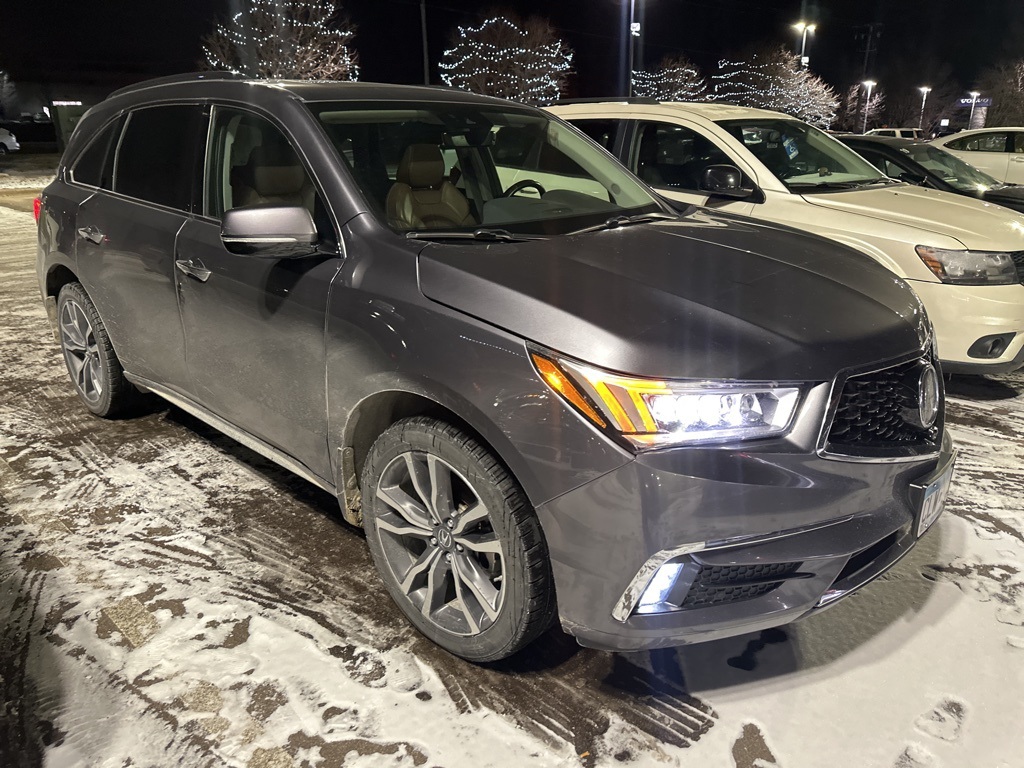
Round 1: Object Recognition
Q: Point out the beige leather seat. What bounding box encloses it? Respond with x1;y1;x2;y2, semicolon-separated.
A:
233;144;314;212
386;144;475;230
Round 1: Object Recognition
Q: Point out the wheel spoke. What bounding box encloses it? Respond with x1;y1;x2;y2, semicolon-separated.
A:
427;454;455;521
86;356;103;397
376;513;433;539
451;567;481;634
451;552;500;621
376;483;433;530
404;453;441;524
454;532;502;555
452;500;489;535
420;551;450;618
61;308;87;349
398;546;441;595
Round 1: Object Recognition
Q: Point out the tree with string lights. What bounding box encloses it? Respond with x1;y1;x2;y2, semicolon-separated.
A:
439;15;573;105
202;0;358;80
712;45;838;128
834;83;885;132
632;55;706;101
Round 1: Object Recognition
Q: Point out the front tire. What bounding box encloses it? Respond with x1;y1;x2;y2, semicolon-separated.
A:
56;282;140;418
361;417;556;662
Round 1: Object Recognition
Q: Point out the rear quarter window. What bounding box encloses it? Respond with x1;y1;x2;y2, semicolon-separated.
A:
70;118;122;189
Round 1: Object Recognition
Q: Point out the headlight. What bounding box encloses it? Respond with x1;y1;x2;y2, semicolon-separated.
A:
531;351;801;449
915;245;1018;285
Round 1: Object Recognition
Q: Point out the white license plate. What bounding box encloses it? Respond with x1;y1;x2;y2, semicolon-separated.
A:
913;452;957;538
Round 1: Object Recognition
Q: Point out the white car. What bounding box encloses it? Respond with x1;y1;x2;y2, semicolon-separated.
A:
0;127;20;154
931;127;1024;184
547;101;1024;374
867;127;924;139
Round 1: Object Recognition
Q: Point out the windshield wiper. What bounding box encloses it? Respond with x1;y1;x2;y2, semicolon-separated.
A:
567;211;678;236
404;228;547;242
789;177;896;191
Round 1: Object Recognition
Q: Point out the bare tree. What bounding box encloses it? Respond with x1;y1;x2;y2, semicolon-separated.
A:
977;58;1024;126
711;45;838;128
834;84;885;132
202;0;358;80
0;70;16;119
632;55;706;101
439;14;573;105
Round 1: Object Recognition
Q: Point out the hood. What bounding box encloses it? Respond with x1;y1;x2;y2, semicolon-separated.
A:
982;185;1024;215
417;211;928;381
800;184;1024;251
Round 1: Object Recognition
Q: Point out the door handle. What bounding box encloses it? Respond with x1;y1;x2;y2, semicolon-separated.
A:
175;258;211;282
76;226;104;244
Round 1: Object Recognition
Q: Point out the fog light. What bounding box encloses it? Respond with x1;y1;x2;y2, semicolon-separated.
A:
967;332;1015;359
636;562;685;614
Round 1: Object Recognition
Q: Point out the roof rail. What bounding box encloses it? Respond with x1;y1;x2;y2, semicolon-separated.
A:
108;71;247;99
557;97;661;105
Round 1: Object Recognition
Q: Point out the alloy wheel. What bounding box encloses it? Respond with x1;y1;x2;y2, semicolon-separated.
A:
374;451;506;636
59;298;104;405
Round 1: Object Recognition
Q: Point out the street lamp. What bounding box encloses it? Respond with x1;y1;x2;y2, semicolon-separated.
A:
862;80;876;133
793;22;816;68
918;86;931;131
968;90;981;129
627;0;641;97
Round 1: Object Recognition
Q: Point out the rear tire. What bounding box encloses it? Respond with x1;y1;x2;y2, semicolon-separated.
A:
56;282;141;418
361;417;556;662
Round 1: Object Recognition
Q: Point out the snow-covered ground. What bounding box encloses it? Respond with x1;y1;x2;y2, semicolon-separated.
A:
1;202;1022;768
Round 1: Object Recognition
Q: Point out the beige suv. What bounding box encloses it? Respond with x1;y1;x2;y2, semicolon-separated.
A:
549;101;1024;374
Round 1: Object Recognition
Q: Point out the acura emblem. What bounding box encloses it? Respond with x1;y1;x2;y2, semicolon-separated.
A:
917;363;940;428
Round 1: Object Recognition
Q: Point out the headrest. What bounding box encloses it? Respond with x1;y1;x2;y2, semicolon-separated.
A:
247;144;306;197
397;144;445;188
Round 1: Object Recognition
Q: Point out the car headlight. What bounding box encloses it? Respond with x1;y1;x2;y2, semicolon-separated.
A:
915;245;1018;285
531;351;801;449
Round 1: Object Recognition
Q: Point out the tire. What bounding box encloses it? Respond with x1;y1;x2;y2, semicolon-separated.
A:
361;417;556;662
56;282;141;418
0;145;7;155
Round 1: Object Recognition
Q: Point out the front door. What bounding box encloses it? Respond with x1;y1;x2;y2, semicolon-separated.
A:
626;120;757;214
175;106;340;481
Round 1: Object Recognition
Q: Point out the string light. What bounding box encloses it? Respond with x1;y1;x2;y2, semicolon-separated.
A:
202;0;359;81
632;56;707;101
439;16;573;106
712;46;837;128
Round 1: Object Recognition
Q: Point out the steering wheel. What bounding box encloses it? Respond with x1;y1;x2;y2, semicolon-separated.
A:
502;179;546;197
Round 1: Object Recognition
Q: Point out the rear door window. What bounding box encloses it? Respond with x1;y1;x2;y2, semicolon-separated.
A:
948;132;1009;152
113;105;203;211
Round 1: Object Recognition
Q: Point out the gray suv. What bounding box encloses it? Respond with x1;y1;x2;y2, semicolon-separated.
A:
37;73;955;661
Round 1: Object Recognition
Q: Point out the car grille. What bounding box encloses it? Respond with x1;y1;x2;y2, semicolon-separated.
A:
676;562;802;610
1012;251;1024;284
824;358;942;458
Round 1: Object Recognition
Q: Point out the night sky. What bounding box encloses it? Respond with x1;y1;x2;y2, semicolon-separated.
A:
2;0;1023;98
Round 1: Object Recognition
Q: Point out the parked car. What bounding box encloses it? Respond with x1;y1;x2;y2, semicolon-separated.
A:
931;127;1024;184
0;127;20;153
867;127;924;140
549;100;1024;375
840;134;1024;214
38;74;954;661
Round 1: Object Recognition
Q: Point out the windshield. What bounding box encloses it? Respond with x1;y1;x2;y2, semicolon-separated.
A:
717;118;886;191
307;101;662;236
904;144;1002;192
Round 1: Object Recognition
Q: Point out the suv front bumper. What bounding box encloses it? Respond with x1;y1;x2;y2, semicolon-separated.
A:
537;431;955;652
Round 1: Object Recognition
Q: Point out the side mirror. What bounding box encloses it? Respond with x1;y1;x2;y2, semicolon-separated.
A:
898;172;928;186
220;205;318;259
699;164;755;199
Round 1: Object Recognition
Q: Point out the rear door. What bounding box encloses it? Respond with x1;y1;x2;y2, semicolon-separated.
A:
73;104;203;390
174;105;340;481
1008;132;1024;184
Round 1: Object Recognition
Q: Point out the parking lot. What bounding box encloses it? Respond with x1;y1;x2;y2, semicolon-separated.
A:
1;194;1023;767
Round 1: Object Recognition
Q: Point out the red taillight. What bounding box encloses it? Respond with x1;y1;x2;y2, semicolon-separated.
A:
33;196;42;222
